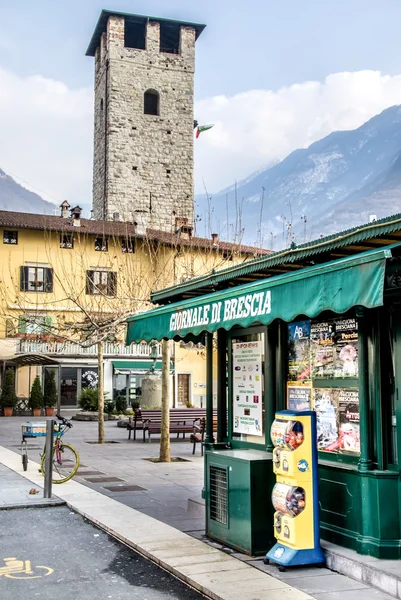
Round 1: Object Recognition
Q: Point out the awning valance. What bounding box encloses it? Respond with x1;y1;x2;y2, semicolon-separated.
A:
126;248;391;343
112;360;170;372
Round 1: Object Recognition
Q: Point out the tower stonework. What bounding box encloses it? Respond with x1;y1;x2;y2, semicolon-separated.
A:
86;11;205;231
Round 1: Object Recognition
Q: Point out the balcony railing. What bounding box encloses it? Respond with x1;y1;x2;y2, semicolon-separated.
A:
17;340;162;358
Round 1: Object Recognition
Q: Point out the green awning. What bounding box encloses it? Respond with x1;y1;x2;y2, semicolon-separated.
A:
126;248;391;343
112;360;163;371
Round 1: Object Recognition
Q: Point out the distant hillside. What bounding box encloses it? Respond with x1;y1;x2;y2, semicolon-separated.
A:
0;169;56;214
196;105;401;247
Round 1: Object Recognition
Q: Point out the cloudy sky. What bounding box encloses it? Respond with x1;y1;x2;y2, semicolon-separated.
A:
1;0;401;207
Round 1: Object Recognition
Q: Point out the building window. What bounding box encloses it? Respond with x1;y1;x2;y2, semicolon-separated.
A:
20;266;53;293
124;20;146;49
160;22;180;54
122;238;135;253
3;230;18;244
18;314;52;335
95;237;108;252
86;270;117;296
144;89;159;116
60;234;74;249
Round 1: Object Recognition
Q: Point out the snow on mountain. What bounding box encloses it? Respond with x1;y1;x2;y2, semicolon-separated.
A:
195;105;401;248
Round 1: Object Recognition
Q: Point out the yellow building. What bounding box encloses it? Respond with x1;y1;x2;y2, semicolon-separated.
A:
0;204;267;410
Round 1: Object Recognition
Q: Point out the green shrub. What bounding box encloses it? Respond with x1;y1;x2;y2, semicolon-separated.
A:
0;368;17;409
44;370;58;408
29;376;44;410
78;388;109;412
115;397;127;413
78;387;99;411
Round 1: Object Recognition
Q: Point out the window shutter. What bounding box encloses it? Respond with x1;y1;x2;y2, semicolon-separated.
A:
86;271;94;295
5;318;15;337
20;266;28;291
44;315;53;333
18;316;27;334
44;268;53;293
108;272;117;296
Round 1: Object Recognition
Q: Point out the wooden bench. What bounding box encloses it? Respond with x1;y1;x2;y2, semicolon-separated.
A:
127;408;217;443
190;418;218;456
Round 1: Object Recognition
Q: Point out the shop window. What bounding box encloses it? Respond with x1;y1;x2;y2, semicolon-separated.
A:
82;368;99;389
20;266;53;293
144;89;159;116
286;316;360;457
121;237;135;253
60;234;74;249
230;330;265;446
3;230;18;244
86;270;117;296
94;236;108;252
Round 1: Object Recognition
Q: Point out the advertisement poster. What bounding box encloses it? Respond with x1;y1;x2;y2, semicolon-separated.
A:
310;322;335;377
311;319;358;378
287;321;311;382
233;341;263;436
338;389;360;453
313;388;339;451
334;319;358;377
287;384;312;411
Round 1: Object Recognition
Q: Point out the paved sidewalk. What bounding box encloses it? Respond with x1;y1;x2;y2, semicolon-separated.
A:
0;445;313;600
0;438;396;600
2;417;401;599
0;463;64;509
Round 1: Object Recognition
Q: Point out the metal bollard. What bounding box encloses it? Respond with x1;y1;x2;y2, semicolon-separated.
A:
44;419;54;499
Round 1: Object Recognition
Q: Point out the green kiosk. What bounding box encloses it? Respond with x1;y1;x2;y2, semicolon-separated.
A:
127;214;401;559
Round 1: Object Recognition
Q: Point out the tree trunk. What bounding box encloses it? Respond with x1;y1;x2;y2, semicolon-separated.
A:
159;339;171;462
98;340;105;444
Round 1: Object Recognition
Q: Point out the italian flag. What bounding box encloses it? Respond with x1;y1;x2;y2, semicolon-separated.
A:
196;124;214;138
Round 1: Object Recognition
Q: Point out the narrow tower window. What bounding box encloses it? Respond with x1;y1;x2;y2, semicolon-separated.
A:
160;22;180;54
124;20;146;50
144;89;160;116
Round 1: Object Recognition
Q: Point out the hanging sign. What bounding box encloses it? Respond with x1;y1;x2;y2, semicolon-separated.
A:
232;341;263;436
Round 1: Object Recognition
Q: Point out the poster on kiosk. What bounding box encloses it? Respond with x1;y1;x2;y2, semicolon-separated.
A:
265;410;325;570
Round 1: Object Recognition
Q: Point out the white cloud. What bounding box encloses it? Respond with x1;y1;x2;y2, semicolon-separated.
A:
1;67;401;207
0;67;93;207
194;70;401;193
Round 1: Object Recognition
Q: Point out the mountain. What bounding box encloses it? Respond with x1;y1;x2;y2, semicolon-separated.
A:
196;105;401;248
0;169;57;214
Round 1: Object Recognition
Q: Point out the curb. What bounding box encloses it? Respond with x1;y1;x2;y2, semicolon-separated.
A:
324;545;401;599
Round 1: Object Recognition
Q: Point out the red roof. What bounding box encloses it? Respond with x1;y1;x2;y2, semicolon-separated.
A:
0;210;271;256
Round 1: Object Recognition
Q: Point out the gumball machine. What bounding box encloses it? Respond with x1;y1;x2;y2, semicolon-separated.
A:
265;410;325;570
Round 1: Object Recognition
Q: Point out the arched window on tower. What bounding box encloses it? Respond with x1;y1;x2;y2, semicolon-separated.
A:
144;89;160;116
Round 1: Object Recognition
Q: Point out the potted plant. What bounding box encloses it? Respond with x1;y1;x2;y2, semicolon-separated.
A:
29;375;44;417
44;370;58;416
0;368;17;416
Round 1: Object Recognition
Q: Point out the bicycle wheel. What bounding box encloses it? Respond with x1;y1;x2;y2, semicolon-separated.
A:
22;453;28;471
41;443;79;484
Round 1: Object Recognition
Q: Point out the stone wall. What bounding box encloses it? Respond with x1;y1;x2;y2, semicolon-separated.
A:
92;15;196;231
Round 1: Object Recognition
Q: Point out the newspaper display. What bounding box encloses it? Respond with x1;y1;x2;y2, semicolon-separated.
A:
287;321;311;382
233;341;263;436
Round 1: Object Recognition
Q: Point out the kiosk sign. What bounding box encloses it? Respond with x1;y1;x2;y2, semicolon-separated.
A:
233;341;263;436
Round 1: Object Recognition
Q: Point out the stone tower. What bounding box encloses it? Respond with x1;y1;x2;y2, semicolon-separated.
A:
86;10;205;231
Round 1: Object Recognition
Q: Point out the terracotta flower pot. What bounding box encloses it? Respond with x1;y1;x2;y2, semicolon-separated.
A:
3;407;13;417
32;408;42;417
45;407;55;417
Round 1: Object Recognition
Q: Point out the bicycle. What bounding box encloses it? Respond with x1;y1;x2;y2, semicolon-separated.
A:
40;414;80;484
